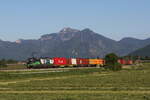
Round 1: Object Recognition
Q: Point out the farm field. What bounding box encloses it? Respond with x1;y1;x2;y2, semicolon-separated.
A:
0;63;150;100
0;64;26;70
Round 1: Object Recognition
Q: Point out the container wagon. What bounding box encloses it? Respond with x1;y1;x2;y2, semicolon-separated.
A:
26;57;105;68
118;59;133;65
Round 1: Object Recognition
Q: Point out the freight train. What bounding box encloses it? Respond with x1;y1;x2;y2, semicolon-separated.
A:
26;57;105;68
26;57;133;68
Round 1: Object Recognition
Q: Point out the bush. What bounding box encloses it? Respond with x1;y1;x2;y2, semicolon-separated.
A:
105;62;122;71
105;53;122;71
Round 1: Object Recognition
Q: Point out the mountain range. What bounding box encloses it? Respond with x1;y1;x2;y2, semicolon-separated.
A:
0;27;150;60
129;44;150;56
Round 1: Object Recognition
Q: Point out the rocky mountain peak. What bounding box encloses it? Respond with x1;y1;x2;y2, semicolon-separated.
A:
59;27;80;34
81;28;95;34
1;27;150;60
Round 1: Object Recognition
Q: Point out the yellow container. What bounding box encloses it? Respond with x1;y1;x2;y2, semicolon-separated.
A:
89;59;96;64
89;59;104;65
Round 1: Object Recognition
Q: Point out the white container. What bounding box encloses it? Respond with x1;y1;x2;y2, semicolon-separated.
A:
71;58;77;65
49;59;54;64
40;59;45;64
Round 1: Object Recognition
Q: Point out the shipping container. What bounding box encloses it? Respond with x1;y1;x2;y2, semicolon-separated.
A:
89;59;105;66
66;58;77;67
67;58;72;66
89;59;97;65
118;59;126;64
118;59;133;65
46;59;54;64
53;57;67;66
71;58;77;65
67;58;72;65
40;58;54;64
40;59;46;64
76;58;89;67
89;59;97;67
98;59;104;65
49;59;54;64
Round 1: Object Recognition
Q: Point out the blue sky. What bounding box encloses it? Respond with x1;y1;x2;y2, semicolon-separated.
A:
0;0;150;41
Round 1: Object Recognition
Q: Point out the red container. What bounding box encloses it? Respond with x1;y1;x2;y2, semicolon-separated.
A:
76;58;89;66
118;59;126;65
67;58;72;65
53;57;67;65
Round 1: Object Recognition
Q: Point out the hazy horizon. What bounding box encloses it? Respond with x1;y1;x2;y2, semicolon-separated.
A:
0;0;150;41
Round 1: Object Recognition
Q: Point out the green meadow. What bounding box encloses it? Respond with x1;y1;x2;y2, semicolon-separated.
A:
0;63;150;100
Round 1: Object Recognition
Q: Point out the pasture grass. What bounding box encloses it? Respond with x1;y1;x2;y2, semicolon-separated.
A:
0;64;26;70
0;63;150;100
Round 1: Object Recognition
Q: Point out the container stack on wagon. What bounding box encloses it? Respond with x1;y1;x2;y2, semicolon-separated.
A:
89;59;105;67
67;58;77;67
76;58;89;67
118;59;133;65
53;57;67;67
26;57;133;68
26;57;105;68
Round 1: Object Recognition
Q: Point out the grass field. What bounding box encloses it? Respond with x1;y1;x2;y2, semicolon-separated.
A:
0;63;150;100
0;64;26;70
